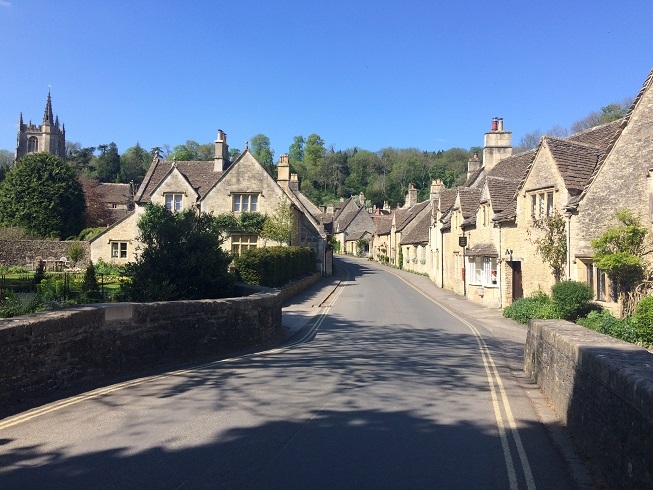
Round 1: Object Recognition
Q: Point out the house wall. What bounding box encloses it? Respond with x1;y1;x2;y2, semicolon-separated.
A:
464;209;501;308
401;244;431;274
90;212;140;265
150;169;198;210
572;81;653;312
507;146;569;298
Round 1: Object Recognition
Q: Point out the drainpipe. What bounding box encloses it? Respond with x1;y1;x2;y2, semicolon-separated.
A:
462;230;467;298
498;223;502;308
565;212;572;280
441;229;445;288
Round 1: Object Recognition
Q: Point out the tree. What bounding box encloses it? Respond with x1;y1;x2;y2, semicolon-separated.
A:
119;143;150;183
120;204;235;301
80;177;114;227
532;211;567;282
261;199;295;245
250;134;275;175
592;209;650;316
67;242;86;268
66;142;96;177
0;149;14;182
288;136;305;164
0;152;86;238
95;142;121;182
570;98;632;133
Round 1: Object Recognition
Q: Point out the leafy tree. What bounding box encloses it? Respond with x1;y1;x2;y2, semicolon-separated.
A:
532;211;567;282
196;142;214;161
80;177;114;227
288;135;305;164
0;149;14;182
95;142;121;182
229;147;242;161
169;141;198;161
66;142;96;176
81;260;102;303
250;134;275;175
592;209;650;316
67;242;86;268
570;98;632;133
119;143;150;183
261;199;295;245
120;204;234;301
0;152;86;238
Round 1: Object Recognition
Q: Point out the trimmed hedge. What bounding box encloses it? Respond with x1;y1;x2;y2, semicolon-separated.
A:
234;246;316;287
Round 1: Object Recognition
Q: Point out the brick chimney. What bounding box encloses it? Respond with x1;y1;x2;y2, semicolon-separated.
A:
483;117;512;173
214;130;230;171
359;191;365;206
430;179;444;203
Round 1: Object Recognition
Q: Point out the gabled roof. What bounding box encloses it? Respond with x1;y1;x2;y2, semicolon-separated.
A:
459;187;482;227
544;137;602;194
373;215;393;235
135;158;223;203
400;211;431;245
463;167;485;188
438;189;457;215
96;183;131;204
396;200;430;232
573;68;653;208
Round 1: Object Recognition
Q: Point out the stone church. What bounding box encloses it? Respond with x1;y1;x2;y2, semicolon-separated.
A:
15;92;66;161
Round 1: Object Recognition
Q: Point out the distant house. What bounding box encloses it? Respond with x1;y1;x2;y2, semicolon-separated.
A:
90;131;328;273
95;183;134;223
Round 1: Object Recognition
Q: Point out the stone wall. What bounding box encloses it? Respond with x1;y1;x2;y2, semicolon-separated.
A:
0;240;90;268
524;319;653;488
0;289;283;416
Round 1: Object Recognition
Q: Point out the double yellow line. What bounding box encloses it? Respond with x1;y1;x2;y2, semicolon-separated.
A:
390;271;536;490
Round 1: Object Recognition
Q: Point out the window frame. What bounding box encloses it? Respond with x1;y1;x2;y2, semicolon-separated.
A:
164;193;184;211
232;193;259;212
110;241;128;259
230;234;259;254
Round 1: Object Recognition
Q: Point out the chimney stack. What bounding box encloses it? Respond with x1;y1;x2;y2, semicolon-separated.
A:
483;117;512;173
467;151;481;180
214;130;230;171
405;183;418;208
277;153;290;189
289;173;299;191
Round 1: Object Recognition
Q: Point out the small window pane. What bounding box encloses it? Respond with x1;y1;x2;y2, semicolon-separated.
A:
250;195;258;212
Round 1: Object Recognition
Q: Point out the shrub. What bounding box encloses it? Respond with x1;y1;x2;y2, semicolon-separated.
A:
633;296;653;330
0;292;41;318
577;309;653;347
233;246;316;287
503;291;559;324
551;280;594;321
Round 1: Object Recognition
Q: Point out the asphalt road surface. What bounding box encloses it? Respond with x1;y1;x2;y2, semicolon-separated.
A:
0;257;590;489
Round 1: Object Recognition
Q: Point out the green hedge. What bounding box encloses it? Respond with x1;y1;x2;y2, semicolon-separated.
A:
233;246;316;287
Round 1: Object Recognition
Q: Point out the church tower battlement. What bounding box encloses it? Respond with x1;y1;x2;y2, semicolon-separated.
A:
15;91;66;161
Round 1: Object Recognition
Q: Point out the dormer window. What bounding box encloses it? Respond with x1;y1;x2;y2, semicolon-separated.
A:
165;193;183;211
233;194;258;212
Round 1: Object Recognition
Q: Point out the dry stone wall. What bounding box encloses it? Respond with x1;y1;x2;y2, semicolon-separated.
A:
0;240;90;268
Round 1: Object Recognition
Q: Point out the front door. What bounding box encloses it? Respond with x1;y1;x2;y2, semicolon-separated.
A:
511;261;523;301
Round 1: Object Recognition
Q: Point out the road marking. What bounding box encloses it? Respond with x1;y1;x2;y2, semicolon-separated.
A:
0;270;352;431
387;270;536;490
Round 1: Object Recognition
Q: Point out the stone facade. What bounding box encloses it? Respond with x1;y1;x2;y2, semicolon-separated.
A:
0;288;283;416
90;136;328;273
0;240;90;269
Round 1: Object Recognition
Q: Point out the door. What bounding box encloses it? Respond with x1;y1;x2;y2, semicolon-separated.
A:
511;261;523;301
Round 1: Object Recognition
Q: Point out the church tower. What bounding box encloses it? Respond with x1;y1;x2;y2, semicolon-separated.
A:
15;91;66;161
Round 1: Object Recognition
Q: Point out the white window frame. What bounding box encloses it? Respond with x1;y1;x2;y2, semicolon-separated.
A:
164;193;183;211
467;256;498;287
111;241;128;259
232;194;259;212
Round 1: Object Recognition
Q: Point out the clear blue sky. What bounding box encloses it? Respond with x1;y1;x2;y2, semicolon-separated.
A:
1;0;651;157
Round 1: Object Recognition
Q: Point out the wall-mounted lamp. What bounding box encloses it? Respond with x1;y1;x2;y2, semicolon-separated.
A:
505;249;513;256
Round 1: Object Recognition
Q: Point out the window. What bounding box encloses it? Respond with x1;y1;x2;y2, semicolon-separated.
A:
597;268;607;301
467;256;498;286
530;191;554;218
28;136;38;153
231;234;258;254
232;194;258;212
111;241;128;259
165;193;183;211
586;262;594;290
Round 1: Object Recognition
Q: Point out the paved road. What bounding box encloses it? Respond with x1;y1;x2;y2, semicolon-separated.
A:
0;257;590;489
